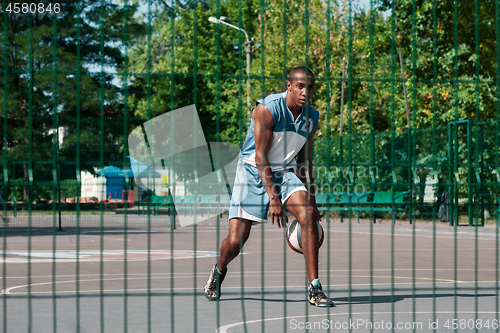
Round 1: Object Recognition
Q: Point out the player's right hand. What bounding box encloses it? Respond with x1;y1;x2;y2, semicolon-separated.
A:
269;196;284;228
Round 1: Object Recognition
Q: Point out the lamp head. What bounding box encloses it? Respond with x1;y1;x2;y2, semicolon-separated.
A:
219;16;233;24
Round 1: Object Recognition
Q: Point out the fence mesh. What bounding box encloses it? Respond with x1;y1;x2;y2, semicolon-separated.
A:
1;0;500;332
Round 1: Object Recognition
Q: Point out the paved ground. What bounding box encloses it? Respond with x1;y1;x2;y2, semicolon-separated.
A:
1;213;499;332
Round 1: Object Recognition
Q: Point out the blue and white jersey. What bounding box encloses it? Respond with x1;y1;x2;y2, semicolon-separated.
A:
240;91;319;172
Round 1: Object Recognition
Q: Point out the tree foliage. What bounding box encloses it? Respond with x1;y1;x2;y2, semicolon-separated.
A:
1;0;145;202
125;0;259;143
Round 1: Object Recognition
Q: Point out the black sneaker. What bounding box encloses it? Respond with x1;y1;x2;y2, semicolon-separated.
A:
308;281;334;307
204;264;227;301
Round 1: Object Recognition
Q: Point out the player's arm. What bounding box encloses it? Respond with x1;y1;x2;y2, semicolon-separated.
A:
253;103;284;228
297;127;321;223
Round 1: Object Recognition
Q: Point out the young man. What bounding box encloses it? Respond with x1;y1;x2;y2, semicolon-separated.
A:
204;66;334;307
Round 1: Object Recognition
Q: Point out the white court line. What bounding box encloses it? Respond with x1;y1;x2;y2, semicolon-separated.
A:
25;282;500;295
1;274;466;294
0;249;220;263
332;230;499;241
216;311;500;333
2;267;498;280
1;277;166;294
4;279;497;295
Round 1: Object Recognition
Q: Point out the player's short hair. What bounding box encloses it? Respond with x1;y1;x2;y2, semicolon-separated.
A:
287;66;315;82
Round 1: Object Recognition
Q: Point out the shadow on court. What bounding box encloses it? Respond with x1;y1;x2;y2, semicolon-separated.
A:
209;292;496;306
335;293;497;305
220;297;306;303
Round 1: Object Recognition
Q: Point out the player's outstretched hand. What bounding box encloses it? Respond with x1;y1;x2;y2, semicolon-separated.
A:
269;197;284;228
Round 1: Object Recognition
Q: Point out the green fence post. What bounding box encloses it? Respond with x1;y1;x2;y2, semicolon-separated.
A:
448;123;453;226
467;120;473;226
2;3;8;316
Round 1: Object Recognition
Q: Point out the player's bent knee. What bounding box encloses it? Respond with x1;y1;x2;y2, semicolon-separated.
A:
227;234;244;249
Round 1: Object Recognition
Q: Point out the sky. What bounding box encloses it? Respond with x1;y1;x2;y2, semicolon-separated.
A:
358;0;378;10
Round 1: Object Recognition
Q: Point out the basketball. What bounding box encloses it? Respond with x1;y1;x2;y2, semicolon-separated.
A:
286;219;324;254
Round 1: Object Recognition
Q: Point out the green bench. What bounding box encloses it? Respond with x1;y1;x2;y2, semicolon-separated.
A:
313;192;369;214
175;195;198;204
361;191;410;223
141;194;227;217
328;190;410;224
329;192;369;222
138;195;175;215
173;195;196;216
197;195;222;216
314;193;330;211
174;194;224;216
151;195;175;215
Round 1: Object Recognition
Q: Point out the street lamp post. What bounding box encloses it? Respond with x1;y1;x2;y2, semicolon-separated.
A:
209;16;251;118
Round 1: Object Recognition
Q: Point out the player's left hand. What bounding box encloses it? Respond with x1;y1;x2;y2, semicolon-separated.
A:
269;196;284;228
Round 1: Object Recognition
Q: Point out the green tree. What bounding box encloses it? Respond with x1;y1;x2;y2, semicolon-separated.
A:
374;0;499;199
376;0;498;127
1;1;145;202
125;0;259;144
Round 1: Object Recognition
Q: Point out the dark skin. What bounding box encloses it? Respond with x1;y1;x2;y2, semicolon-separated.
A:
217;73;321;283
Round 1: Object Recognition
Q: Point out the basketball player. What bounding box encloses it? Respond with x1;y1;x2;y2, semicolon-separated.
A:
204;66;333;307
